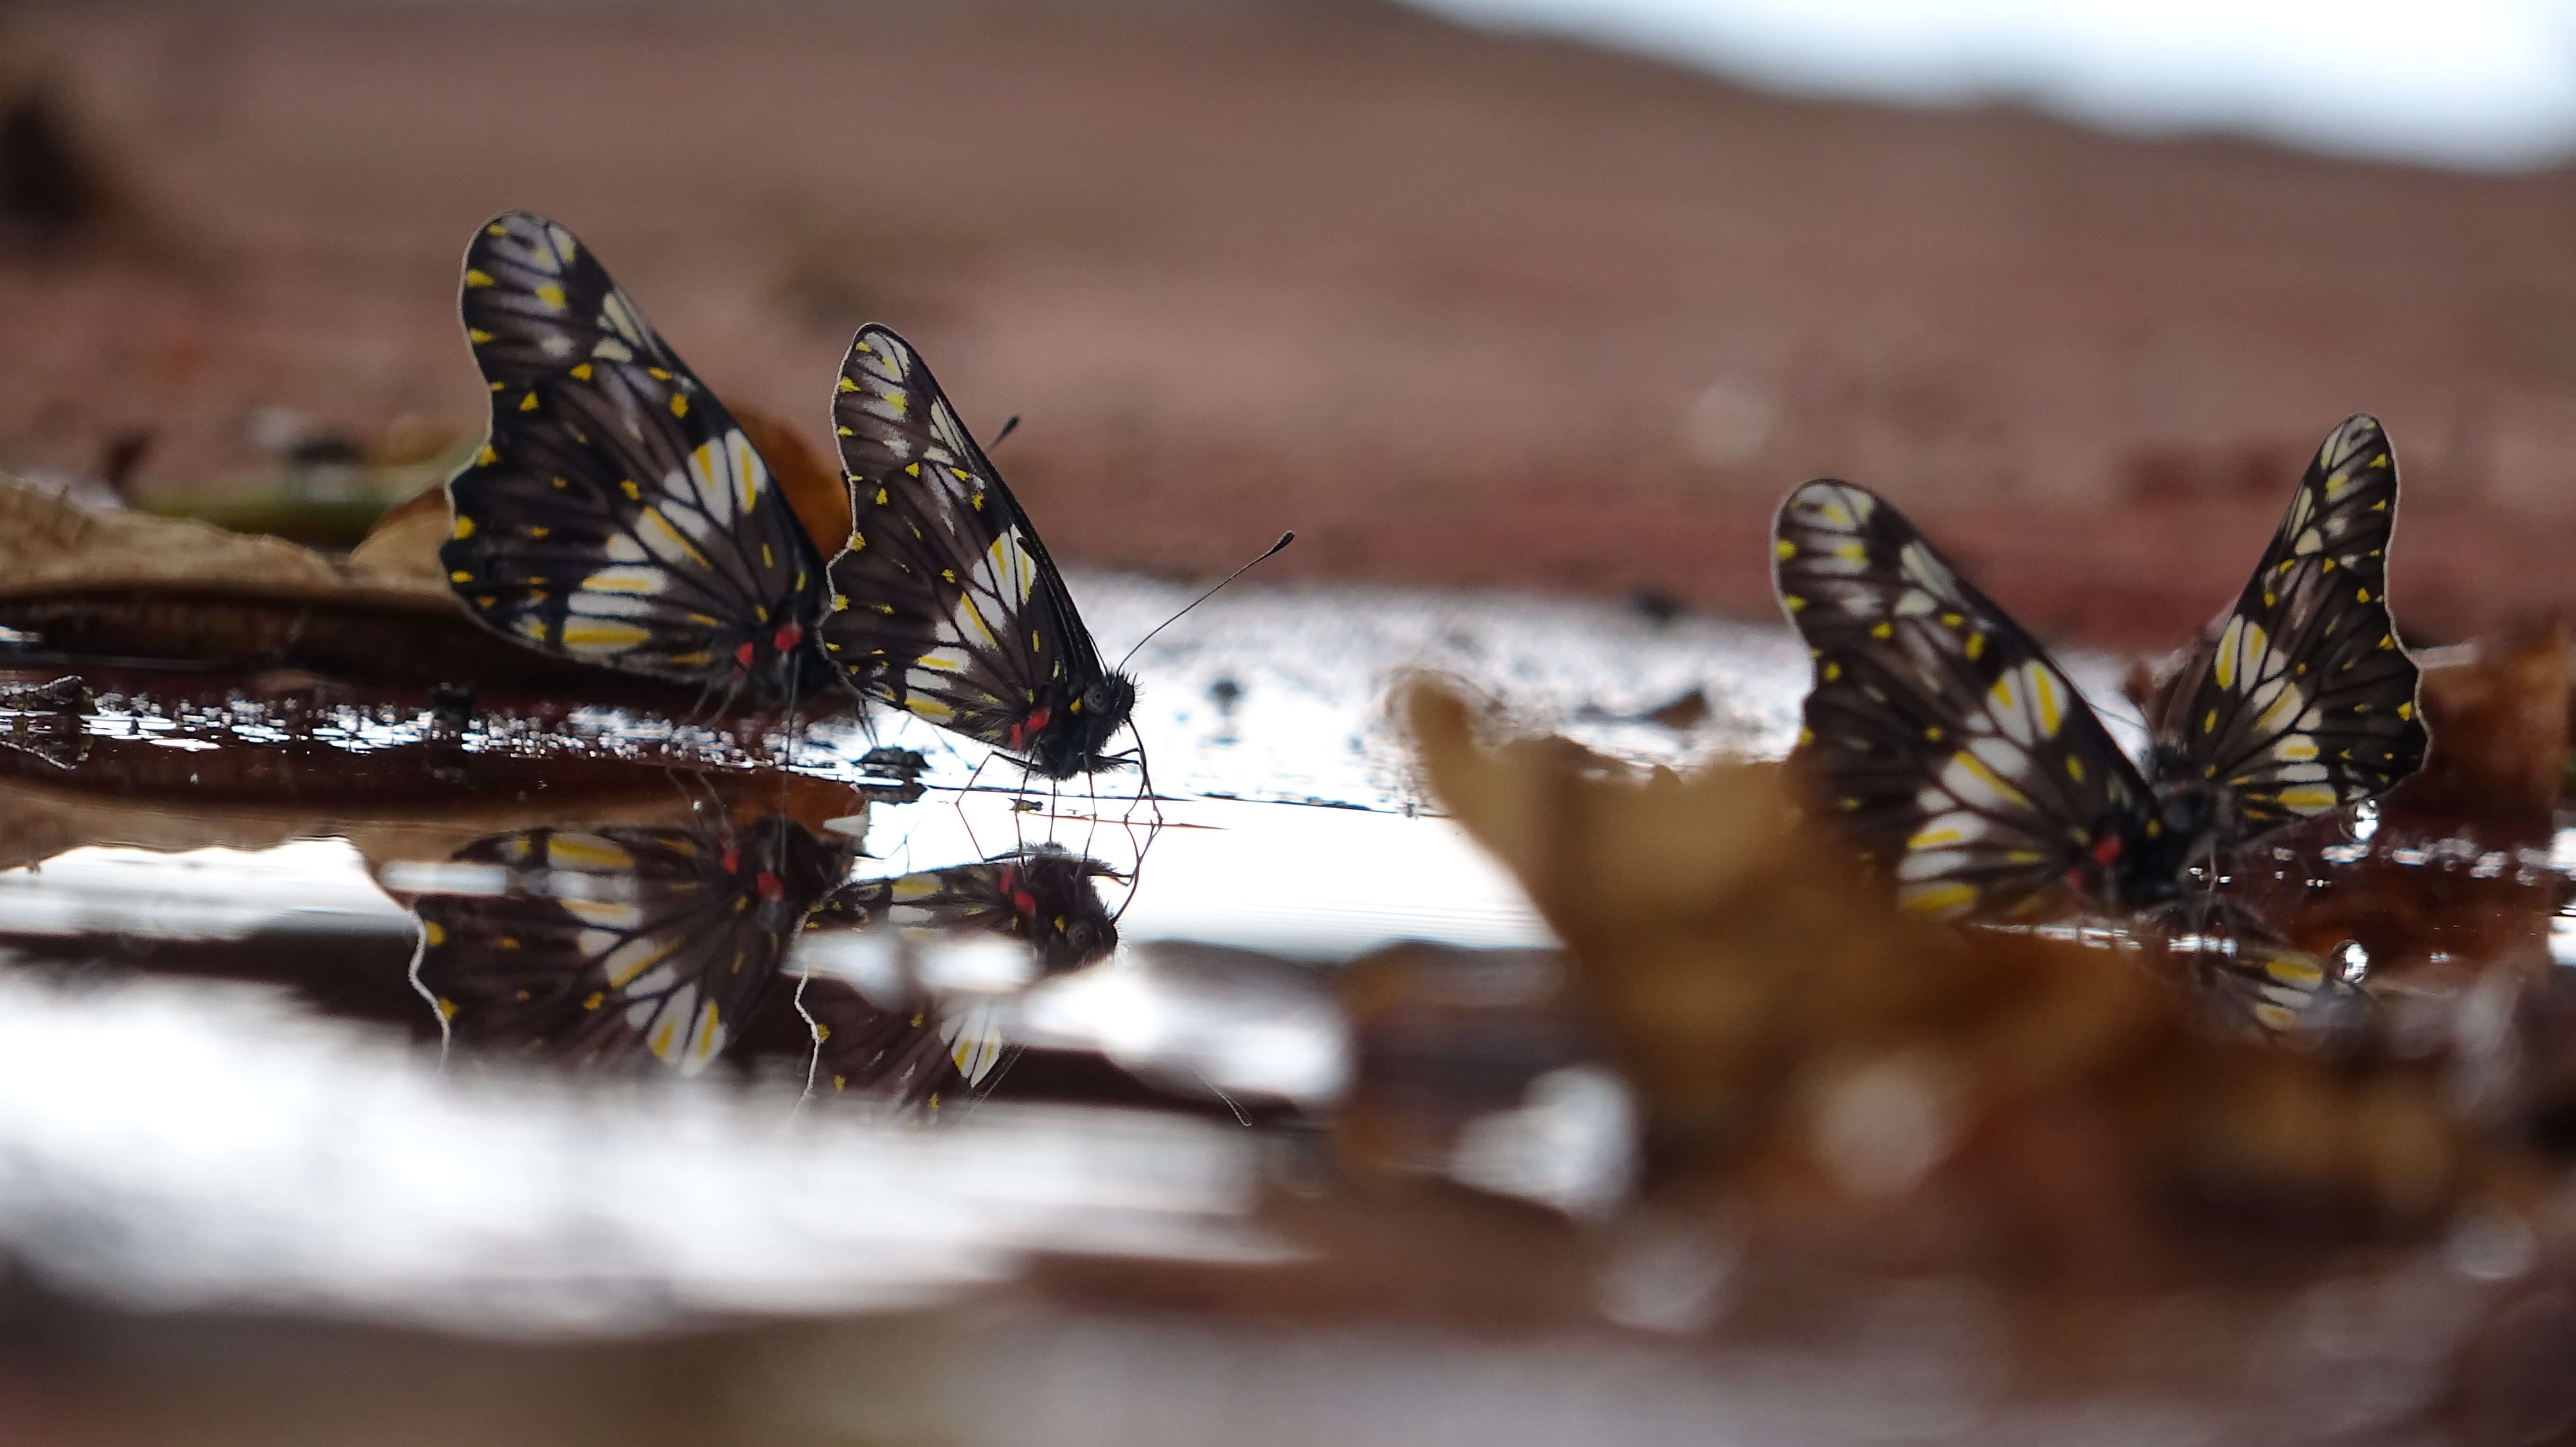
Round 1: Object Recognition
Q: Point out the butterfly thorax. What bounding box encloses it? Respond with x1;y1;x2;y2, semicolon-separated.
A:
1023;671;1137;779
731;596;842;704
2083;746;2225;911
766;819;857;918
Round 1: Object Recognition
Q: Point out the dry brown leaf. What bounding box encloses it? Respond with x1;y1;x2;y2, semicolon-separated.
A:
0;470;447;605
343;479;453;589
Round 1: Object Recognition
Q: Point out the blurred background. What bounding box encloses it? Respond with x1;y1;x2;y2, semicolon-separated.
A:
9;0;2576;648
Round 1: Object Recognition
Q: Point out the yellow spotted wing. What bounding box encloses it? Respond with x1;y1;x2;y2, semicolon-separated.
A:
818;326;1135;777
799;846;1121;1110
2148;414;2427;831
442;213;836;700
411;816;851;1074
1773;481;2165;920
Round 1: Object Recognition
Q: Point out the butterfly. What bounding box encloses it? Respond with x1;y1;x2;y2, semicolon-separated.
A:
410;814;852;1073
799;846;1124;1109
818;326;1137;777
1773;412;2427;926
440;213;839;705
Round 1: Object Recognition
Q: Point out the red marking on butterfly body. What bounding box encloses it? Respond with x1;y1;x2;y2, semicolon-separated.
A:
1006;706;1052;751
2063;833;2125;892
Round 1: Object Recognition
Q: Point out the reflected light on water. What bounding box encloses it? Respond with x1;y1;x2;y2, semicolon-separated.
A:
0;970;1282;1334
0;839;408;940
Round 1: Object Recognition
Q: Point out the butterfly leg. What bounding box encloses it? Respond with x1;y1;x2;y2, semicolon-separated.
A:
952;751;997;862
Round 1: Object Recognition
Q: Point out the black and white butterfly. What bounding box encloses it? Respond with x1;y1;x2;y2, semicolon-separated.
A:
800;846;1123;1109
1773;412;2427;929
410;814;852;1073
818;326;1136;778
441;212;837;704
439;218;1143;777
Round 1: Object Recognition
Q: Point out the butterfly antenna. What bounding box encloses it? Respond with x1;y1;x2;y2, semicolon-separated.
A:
990;414;1021;448
1116;531;1294;671
2093;693;2150;733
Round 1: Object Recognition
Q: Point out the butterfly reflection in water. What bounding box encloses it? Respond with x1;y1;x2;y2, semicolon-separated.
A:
411;815;850;1073
408;815;1121;1108
1772;414;2428;1034
438;213;1140;776
800;847;1124;1110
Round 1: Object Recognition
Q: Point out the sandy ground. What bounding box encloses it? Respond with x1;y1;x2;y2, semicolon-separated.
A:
6;0;2576;649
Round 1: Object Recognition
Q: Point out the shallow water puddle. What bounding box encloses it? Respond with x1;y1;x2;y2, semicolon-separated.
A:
0;572;1830;947
0;571;2564;1341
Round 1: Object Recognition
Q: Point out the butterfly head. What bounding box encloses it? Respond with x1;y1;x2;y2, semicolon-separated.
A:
2081;745;2228;908
1008;852;1123;972
1022;670;1138;778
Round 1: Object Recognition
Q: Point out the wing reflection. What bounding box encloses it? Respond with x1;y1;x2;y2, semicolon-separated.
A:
407;816;1125;1111
411;814;854;1074
797;847;1124;1112
2144;894;2364;1044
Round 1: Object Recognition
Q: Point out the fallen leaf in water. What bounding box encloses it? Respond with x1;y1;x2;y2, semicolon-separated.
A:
1404;677;2519;1283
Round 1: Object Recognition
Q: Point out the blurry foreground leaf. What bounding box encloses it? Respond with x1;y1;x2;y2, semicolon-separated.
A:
1404;678;2513;1279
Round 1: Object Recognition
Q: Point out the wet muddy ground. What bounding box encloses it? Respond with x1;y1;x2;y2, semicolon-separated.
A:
0;539;2569;1441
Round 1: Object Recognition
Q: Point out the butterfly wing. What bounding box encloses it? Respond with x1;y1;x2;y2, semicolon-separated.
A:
1774;481;2158;920
796;848;1121;1111
816;847;1122;972
442;213;832;698
414;817;849;1073
2153;415;2427;838
817;325;1132;775
796;976;1010;1113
